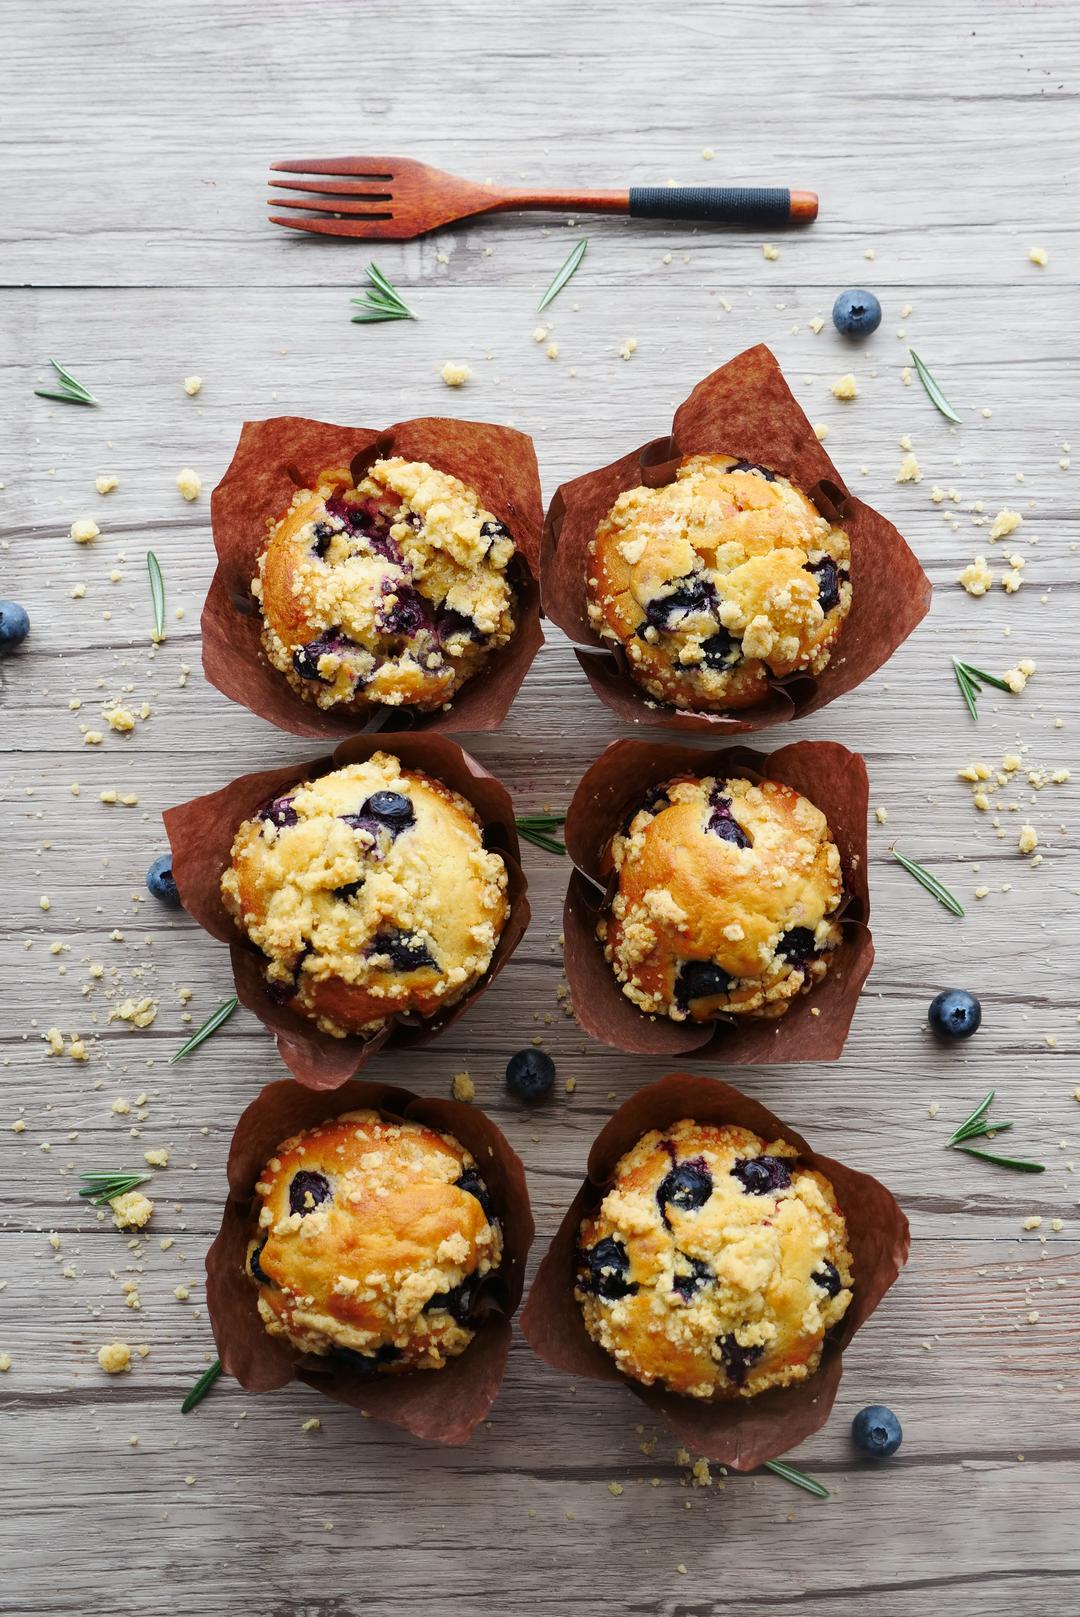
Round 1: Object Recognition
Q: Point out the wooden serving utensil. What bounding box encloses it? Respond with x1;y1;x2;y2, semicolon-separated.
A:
269;156;817;240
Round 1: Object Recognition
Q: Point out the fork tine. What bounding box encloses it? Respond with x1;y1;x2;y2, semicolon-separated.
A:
269;215;401;238
271;157;396;178
268;178;393;198
269;195;394;217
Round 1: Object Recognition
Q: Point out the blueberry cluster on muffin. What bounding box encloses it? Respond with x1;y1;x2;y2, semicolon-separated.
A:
575;1120;853;1399
587;454;851;711
253;457;517;713
597;773;843;1022
220;753;509;1038
248;1110;503;1373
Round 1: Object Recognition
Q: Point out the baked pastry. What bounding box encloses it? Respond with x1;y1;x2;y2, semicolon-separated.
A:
221;753;509;1038
253;457;517;712
575;1119;853;1399
587;454;851;711
597;772;843;1021
248;1110;503;1372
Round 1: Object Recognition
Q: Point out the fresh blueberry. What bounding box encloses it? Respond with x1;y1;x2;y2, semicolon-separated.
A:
718;1333;764;1387
292;628;350;682
701;627;741;670
0;601;30;654
852;1404;903;1458
812;1260;843;1297
832;288;882;338
146;853;181;908
777;927;817;967
264;975;297;1006
579;1236;637;1301
727;459;777;482
455;1169;494;1221
333;879;365;902
311;521;336;558
675;960;732;1006
657;1159;713;1217
480;519;509;548
435;606;482;645
333;1343;400;1376
369;928;436;972
672;1254;712;1300
731;1155;792;1195
260;794;298;829
363;790;414;827
425;1275;478;1323
644;575;717;632
804;556;842;612
249;1240;272;1286
505;1047;556;1102
377;585;430;637
928;989;982;1040
288;1170;332;1217
707;790;751;847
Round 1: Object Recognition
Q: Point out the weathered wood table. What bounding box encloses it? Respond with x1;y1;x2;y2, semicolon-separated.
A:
2;2;1077;1612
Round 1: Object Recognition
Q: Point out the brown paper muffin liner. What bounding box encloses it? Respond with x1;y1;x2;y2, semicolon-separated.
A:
163;732;530;1088
207;1078;534;1444
203;414;545;738
521;1072;908;1469
541;343;931;733
562;737;872;1063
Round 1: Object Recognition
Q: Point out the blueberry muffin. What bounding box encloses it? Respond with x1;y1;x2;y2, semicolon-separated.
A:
248;1110;503;1373
598;773;843;1022
254;458;517;713
220;753;509;1038
587;454;851;711
575;1119;853;1399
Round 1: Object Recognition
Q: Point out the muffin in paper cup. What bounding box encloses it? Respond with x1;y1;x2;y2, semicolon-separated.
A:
163;732;530;1089
521;1073;908;1469
204;415;544;738
207;1079;534;1444
562;738;872;1063
542;343;931;732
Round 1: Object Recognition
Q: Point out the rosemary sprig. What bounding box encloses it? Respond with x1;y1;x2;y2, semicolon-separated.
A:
945;1091;1044;1171
763;1459;829;1499
168;996;238;1064
181;1358;222;1414
947;1088;993;1143
350;262;417;323
147;551;166;641
537;238;588;313
952;656;1012;721
78;1170;151;1206
908;349;961;425
34;357;99;406
515;813;567;855
891;848;965;917
953;1145;1045;1173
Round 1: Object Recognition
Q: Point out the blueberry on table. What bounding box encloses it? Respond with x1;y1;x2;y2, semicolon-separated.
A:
852;1404;903;1457
146;853;181;908
928;988;982;1040
0;601;30;654
505;1047;555;1102
832;288;882;337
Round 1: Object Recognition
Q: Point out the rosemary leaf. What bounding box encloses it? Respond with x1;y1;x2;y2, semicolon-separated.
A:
952;660;979;722
957;659;1011;694
891;849;965;917
78;1170;151;1206
147;551;166;641
359;262;417;320
516;823;567;855
35;358;98;405
515;813;567;829
763;1459;829;1499
537;237;588;312
953;1145;1046;1174
168;996;238;1064
947;1089;994;1145
952;1119;1013;1145
909;349;961;425
181;1358;223;1414
351;308;413;324
34;387;98;406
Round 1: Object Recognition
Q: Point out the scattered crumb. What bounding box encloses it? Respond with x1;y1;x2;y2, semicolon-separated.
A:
812;423;829;442
0;1353;11;1372
97;1342;131;1374
990;508;1022;541
183;376;202;396
808;316;825;334
70;516;100;545
1018;824;1039;856
111;1191;154;1231
143;1148;169;1167
1022;1216;1043;1230
896;452;922;484
546;342;559;361
831;373;858;401
875;807;889;824
958;556;993;596
619;337;638;361
451;1071;475;1103
608;1481;624;1496
95;475;119;495
1003;658;1036;693
762;243;779;261
1028;246;1048;267
302;1417;322;1433
176;468;202;501
439;361;472;388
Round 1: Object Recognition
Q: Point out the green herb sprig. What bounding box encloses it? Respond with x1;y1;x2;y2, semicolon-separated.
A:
515;813;567;855
78;1170;151;1206
34;358;99;406
537;238;588;313
350;262;418;323
909;349;961;425
891;848;965;917
945;1090;1045;1173
763;1459;829;1499
169;996;238;1064
952;656;1011;722
181;1358;222;1414
147;551;166;642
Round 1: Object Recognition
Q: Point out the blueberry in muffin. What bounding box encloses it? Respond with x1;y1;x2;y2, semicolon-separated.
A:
220;753;509;1038
587;454;851;711
575;1119;853;1399
254;457;517;713
597;772;843;1022
248;1110;503;1372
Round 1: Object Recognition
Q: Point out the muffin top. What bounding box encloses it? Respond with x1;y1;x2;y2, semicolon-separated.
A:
254;457;517;713
248;1110;503;1373
220;754;509;1038
598;773;844;1022
587;454;851;711
575;1119;853;1400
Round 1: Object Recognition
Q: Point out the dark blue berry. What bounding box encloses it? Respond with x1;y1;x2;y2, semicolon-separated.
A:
311;521;336;558
777;927;817;967
707;790;751;847
369;928;436;972
249;1240;272;1285
852;1404;903;1458
731;1155;792;1195
0;601;30;654
292;628;350;682
657;1159;713;1217
812;1260;843;1297
363;791;414;826
455;1169;494;1221
505;1048;556;1102
480;519;509;547
288;1170;332;1217
928;989;981;1040
832;288;882;338
435;606;482;645
672;1255;712;1300
260;794;298;829
579;1236;637;1301
718;1333;764;1387
333;879;365;902
727;459;777;482
377;585;430;637
333;1343;401;1376
675;960;732;1006
701;627;741;670
146;853;181;908
644;575;717;632
805;555;842;612
425;1275;478;1323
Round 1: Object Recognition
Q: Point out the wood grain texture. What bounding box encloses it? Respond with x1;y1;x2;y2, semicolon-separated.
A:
1;0;1078;1613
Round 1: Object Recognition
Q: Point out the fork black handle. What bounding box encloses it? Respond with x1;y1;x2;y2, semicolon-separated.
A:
628;186;816;227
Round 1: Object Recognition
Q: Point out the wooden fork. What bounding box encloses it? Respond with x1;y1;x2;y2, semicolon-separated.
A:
269;156;817;240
